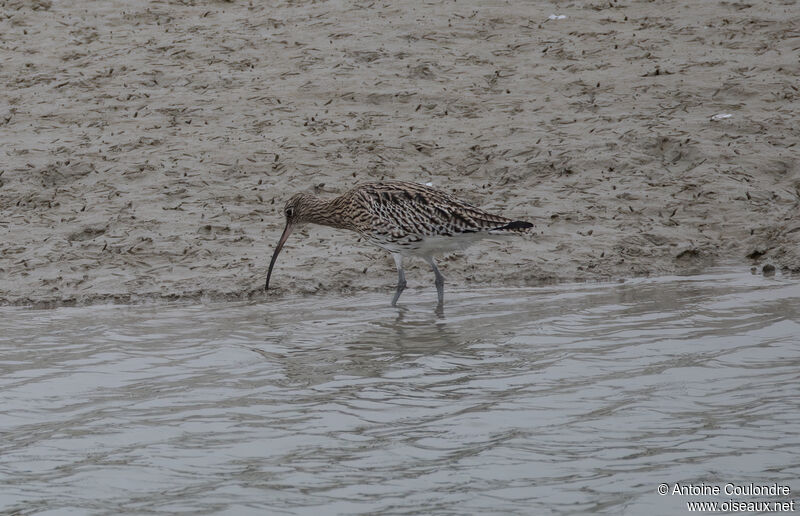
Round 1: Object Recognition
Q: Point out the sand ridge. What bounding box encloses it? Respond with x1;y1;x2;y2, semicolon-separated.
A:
1;0;798;307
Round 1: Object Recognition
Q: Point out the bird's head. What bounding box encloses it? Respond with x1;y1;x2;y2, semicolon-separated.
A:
281;192;317;226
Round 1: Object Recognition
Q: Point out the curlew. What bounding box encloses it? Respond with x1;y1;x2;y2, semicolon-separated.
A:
265;181;533;306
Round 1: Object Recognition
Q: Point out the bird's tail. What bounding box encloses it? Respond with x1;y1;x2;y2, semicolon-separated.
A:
492;220;534;232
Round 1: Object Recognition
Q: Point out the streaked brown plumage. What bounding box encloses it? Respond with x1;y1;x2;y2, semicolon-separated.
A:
266;181;533;306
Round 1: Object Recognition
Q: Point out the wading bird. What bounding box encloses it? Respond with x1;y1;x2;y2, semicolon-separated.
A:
265;181;532;306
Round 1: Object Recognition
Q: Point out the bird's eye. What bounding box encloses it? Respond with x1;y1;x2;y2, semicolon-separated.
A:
285;207;294;218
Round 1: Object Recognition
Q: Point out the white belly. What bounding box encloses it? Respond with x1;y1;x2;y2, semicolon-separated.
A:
368;232;497;257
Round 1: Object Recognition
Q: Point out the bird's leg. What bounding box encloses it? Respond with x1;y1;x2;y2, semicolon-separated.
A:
425;256;445;306
391;253;407;307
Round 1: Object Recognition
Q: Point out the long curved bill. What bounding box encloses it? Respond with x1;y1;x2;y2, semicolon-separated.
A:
265;222;294;291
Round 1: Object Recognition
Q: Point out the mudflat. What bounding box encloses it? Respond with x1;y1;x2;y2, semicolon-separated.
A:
1;0;798;306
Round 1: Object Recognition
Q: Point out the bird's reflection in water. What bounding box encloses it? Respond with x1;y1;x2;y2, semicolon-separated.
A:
252;295;486;387
370;303;459;353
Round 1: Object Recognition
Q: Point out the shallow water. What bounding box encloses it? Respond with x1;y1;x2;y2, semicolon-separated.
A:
1;270;799;515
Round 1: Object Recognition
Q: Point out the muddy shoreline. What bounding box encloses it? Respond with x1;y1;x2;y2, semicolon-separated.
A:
1;0;798;307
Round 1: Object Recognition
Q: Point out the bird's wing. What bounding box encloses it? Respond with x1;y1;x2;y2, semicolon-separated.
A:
355;181;515;237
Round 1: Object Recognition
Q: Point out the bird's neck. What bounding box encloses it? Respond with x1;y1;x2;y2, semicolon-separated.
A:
303;195;353;230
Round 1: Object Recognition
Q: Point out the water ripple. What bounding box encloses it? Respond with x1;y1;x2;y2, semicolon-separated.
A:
1;270;799;515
